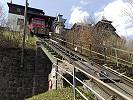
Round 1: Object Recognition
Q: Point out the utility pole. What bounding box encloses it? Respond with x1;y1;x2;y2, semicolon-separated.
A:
20;0;28;68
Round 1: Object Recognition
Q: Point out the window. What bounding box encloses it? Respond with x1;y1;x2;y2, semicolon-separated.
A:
32;19;45;25
33;19;37;24
41;20;45;25
17;8;21;13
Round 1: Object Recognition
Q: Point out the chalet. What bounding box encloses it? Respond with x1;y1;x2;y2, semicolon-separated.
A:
64;17;121;54
7;2;43;32
94;16;120;39
64;23;95;54
7;2;55;32
94;16;121;47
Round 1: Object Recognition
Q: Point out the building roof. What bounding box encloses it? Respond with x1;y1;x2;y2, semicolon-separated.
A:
7;3;56;20
7;3;45;15
94;20;121;38
27;13;56;21
70;21;120;39
101;16;112;23
7;3;44;12
71;23;92;30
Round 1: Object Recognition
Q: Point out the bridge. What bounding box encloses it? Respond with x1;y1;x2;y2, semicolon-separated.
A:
33;35;133;100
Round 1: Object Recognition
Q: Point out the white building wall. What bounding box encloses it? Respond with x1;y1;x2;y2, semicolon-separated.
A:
56;25;64;34
55;26;61;34
54;14;66;34
8;13;24;32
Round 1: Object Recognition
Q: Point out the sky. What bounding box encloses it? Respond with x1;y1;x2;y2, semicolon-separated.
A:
1;0;133;38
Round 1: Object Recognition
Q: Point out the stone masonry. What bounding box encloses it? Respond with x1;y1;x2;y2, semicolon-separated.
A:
0;46;52;100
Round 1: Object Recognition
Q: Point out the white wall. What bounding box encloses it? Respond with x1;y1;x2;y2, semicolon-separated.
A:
55;25;63;34
8;13;24;32
54;14;66;34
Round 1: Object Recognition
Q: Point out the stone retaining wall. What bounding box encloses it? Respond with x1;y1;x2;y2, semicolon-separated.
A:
0;47;52;100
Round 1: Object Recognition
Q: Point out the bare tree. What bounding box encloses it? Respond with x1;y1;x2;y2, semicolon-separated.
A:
122;0;133;50
85;12;97;25
123;0;133;23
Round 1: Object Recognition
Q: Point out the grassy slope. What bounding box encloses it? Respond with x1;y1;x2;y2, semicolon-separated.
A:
0;31;36;49
26;87;94;100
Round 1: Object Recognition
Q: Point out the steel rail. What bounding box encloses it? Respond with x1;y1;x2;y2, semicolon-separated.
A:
103;65;133;89
77;57;133;94
40;39;132;100
75;65;132;100
48;38;133;84
52;38;133;98
53;39;133;98
76;60;133;98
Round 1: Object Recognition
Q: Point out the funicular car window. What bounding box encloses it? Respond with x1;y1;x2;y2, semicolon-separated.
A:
41;20;45;25
33;19;37;24
32;19;46;27
37;20;40;24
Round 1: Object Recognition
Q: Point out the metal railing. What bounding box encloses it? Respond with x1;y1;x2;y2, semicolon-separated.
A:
53;59;132;100
53;60;105;100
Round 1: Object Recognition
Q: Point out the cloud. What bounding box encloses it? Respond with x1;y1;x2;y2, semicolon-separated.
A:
95;0;133;37
69;6;90;24
80;0;89;5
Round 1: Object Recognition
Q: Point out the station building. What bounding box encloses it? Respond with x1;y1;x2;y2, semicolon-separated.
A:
7;2;56;32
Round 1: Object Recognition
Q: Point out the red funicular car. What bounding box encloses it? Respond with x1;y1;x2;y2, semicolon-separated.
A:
29;18;49;38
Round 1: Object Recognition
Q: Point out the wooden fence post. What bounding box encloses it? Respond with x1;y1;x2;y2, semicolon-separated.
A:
115;49;118;67
104;47;107;64
90;44;92;59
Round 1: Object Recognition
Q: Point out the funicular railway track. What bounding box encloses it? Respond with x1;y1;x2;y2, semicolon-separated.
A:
36;36;133;100
51;34;133;75
52;38;133;94
52;33;133;69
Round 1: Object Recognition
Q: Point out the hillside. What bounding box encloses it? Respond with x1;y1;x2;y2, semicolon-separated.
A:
0;30;52;100
0;30;37;100
26;87;94;100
